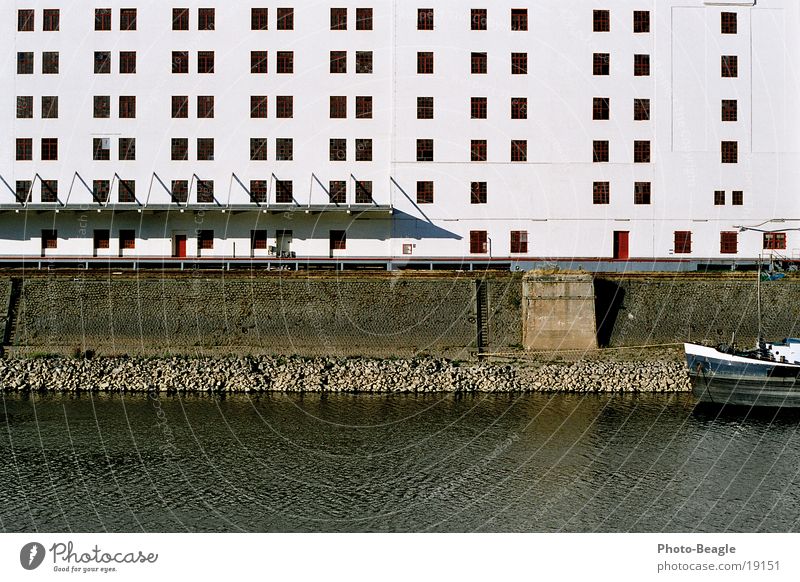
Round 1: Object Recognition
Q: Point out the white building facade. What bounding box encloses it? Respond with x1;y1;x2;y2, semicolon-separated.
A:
2;0;799;270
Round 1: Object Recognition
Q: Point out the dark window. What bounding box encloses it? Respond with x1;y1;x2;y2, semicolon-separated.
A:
18;9;34;32
197;180;214;203
41;96;58;119
330;51;347;73
417;139;434;161
251;230;268;249
416;181;434;204
198;8;215;30
198;230;214;250
471;52;487;74
95;8;111;31
173;8;189;30
250;138;268;161
356;96;372;118
93;180;110;203
252;8;269;30
197;138;214;161
41;138;58;161
94;51;111;74
331;7;347;30
471;181;487;204
511;52;527;74
764;233;787;250
41;180;58;202
511;9;527;31
119;181;136;203
732;190;743;206
93;138;110;160
198;51;214;73
634;140;650;163
356;8;373;30
330;138;347;161
197;95;214;118
330;96;347;118
593;9;610;32
471;139;487;161
119;51;136;74
16;138;33;161
593;53;609;75
633;10;649;33
593;181;610;204
94;96;110;118
470;231;488;254
275;180;293;203
418;8;434;30
43;9;60;31
472;9;487;30
171;180;188;202
119;137;135;161
714;190;725;205
172;95;188;118
251;96;269;118
674;231;692;254
329;181;347;203
251;51;268;73
17;96;33;119
250;180;267;203
511;140;527;162
355;138;372;161
277;51;294;73
593;140;609;162
511;231;528;254
120;8;137;30
276;95;293;118
634;54;650;76
722;99;737;122
355;181;372;203
356;51;372;74
171;138;188;161
16;181;31;203
471;97;487;119
417;96;434;119
634;98;650;121
42;230;57;249
721;141;738;163
17;52;33;75
721;55;738;78
417;52;434;74
721;12;737;34
330;230;347;251
511;97;527;119
119;95;136;118
634;182;651;205
276;138;293;161
42;52;59;74
720;232;738;254
94;229;110;250
593;97;610;120
277;8;294;30
172;51;189;73
120;229;136;248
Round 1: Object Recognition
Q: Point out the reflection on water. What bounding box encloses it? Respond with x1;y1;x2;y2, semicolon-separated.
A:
1;391;799;532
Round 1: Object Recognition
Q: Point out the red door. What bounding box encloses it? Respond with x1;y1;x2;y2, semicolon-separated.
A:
174;235;187;258
613;231;629;260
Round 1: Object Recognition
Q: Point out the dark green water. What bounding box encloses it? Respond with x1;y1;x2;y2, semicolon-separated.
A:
2;391;800;532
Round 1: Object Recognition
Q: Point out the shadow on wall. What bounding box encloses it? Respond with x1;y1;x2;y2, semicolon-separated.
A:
594;278;625;348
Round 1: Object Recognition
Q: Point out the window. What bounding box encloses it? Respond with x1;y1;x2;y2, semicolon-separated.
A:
511;52;527;74
94;96;110;118
593;182;610;204
17;96;33;118
633;10;649;33
593;97;609;120
93;138;110;160
330;51;347;73
42;230;57;249
43;9;60;31
277;8;294;30
470;231;488;254
94;230;110;250
764;233;787;250
41;180;58;203
41;138;58;161
471;140;487;161
198;51;214;73
95;8;111;31
511;231;528;254
593;140;609;163
252;8;268;30
198;230;214;250
250;180;268;203
18;9;34;32
355;181;372;203
634;140;650;163
331;7;347;30
511;140;527;162
42;52;59;74
173;8;189;30
198;8;215;30
197;138;214;161
355;139;372;161
634;54;650;76
417;52;434;74
119;181;136;203
674;231;692;254
721;99;737;122
276;138;293;161
16;138;33;161
634;182;651;205
116;95;135;119
721;55;737;78
720;232;738;254
251;51;268;73
251;96;269;118
593;53;609;75
42;96;58;119
250;138;268;161
119;51;136;74
196;96;214;118
511;97;527;120
472;9;487;30
470;52;487;74
721;12;737;34
714;190;726;205
276;95;293;118
171;138;188;161
94;51;111;74
329;181;346;203
594;9;610;32
16;182;31;203
417;97;434;119
171;180;188;203
721;141;738;163
417;139;434;161
172;51;189;74
330;230;347;251
511;9;527;31
732;190;743;206
120;229;136;248
471;97;487;119
120;8;136;30
277;51;294;73
471;182;487;204
416;181;434;204
330;138;347;161
251;230;268;249
356;8;373;30
119;137;136;161
172;96;188;118
418;8;434;30
197;180;214;203
275;180;293;203
356;96;372;118
93;180;110;203
634;98;650;121
330;96;347;118
356;51;372;74
17;52;33;75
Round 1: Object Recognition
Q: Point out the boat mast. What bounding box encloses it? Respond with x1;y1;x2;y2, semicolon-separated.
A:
757;252;763;348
